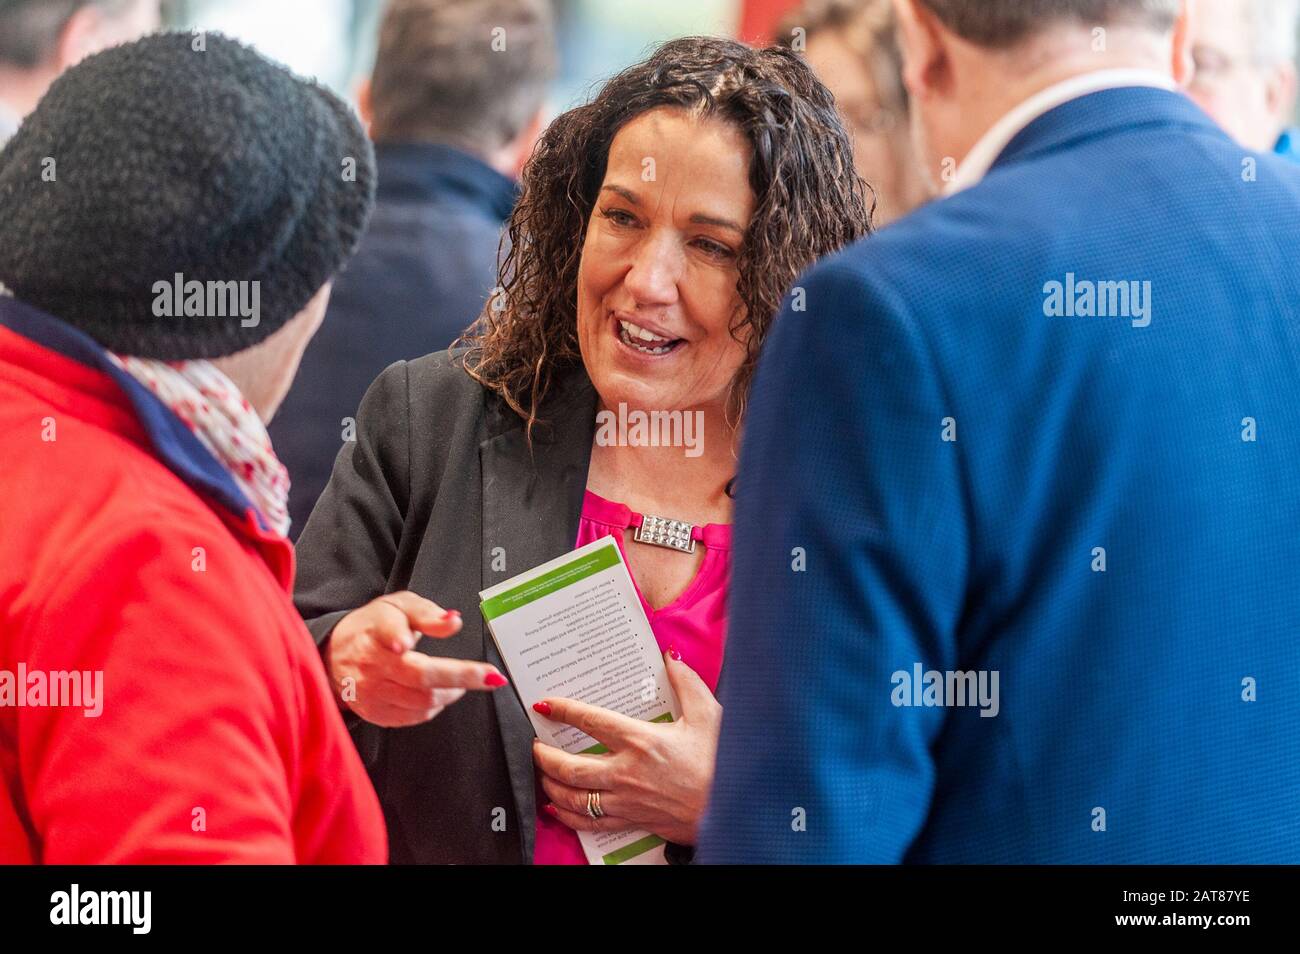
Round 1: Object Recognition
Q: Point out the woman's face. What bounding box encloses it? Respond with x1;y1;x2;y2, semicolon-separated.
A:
576;107;756;419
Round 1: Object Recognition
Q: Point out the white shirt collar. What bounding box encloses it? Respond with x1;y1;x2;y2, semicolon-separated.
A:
946;69;1176;195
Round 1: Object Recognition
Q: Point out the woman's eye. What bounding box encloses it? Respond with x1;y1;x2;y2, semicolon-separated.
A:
693;237;735;260
601;208;638;228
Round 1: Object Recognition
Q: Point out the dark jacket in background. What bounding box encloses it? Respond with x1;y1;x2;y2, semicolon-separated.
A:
270;143;517;537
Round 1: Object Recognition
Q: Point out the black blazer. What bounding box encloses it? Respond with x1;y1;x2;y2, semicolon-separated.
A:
294;349;600;863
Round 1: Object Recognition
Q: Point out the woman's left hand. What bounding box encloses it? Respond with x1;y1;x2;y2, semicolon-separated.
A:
532;651;721;846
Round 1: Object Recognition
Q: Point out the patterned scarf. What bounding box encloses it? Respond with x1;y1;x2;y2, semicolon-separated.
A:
108;355;292;537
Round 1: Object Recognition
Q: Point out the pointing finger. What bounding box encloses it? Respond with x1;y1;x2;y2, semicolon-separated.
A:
387;653;508;692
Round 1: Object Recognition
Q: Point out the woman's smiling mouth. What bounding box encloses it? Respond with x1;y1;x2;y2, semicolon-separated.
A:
613;314;685;356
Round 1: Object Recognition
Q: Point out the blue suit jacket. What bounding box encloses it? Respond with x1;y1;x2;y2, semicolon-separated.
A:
699;88;1300;863
270;143;516;537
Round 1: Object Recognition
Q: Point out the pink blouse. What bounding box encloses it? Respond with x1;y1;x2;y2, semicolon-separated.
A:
532;489;731;865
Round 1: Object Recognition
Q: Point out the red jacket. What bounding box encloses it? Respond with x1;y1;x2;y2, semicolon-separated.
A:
0;297;387;863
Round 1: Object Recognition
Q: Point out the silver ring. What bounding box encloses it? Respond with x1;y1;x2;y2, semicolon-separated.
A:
586;790;604;819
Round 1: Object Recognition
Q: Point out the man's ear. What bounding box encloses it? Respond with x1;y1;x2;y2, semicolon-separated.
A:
54;3;109;70
891;0;949;102
506;106;547;180
355;76;374;131
1265;62;1298;130
1169;0;1195;88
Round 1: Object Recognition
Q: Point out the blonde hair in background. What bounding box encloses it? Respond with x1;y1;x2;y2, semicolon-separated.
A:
780;0;909;115
778;0;930;221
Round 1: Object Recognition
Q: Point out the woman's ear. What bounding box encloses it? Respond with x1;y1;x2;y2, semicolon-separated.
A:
891;0;950;103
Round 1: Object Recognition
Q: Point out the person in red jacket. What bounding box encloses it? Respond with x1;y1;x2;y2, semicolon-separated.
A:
0;32;506;864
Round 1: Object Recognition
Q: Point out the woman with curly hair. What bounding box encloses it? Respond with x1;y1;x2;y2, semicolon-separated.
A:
293;35;871;864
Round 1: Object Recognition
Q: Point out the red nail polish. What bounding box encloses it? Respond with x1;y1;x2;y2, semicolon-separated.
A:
544;803;559;818
668;645;683;662
448;609;462;618
484;672;508;688
533;701;552;716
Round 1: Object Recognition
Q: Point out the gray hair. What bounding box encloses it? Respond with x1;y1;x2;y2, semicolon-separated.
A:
0;0;139;68
1245;0;1300;65
917;0;1181;47
369;0;557;154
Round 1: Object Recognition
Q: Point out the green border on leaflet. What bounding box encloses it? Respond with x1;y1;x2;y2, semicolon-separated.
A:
481;543;620;620
602;834;666;865
579;712;673;754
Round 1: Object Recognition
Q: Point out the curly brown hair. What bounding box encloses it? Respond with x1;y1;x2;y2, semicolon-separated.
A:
456;35;872;437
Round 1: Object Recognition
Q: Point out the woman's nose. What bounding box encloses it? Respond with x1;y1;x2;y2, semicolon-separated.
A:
623;232;682;306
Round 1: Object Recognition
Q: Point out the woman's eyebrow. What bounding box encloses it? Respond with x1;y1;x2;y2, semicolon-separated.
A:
602;183;744;234
601;184;640;204
689;213;745;235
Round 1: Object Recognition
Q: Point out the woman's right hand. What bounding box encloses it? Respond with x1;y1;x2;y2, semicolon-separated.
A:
325;591;507;728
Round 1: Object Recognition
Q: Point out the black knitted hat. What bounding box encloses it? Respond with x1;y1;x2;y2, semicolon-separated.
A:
0;31;376;359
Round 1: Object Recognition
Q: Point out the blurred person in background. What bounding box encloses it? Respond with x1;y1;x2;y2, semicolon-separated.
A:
0;33;504;862
0;0;160;147
271;0;557;538
293;35;870;864
1186;0;1299;161
779;0;931;224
